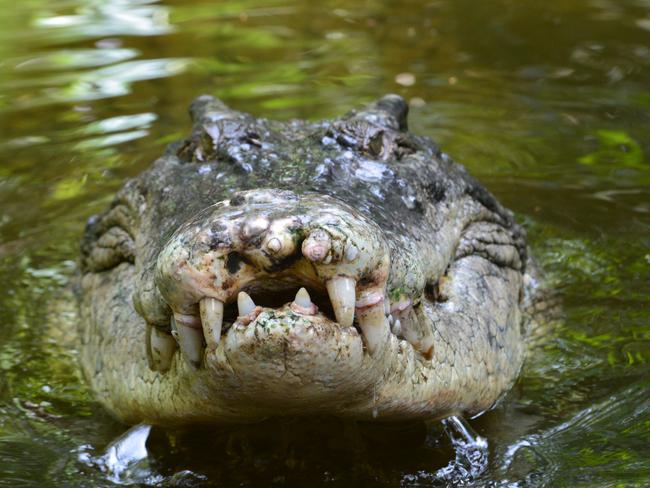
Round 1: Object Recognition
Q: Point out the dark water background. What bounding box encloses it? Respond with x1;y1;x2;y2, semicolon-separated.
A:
0;0;649;486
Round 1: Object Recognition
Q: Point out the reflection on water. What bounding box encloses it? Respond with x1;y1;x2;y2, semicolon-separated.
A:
31;0;173;40
4;57;189;109
0;0;648;486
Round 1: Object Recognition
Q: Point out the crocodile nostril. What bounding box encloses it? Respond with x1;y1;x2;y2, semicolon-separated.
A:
265;253;302;273
226;251;244;274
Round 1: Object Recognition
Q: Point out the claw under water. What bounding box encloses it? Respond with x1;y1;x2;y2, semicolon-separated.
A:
436;416;489;482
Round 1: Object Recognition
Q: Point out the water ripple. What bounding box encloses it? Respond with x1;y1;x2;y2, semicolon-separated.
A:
33;1;173;42
4;58;189;110
9;48;139;72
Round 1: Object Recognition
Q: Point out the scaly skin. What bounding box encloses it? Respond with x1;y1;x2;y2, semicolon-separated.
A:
77;95;538;425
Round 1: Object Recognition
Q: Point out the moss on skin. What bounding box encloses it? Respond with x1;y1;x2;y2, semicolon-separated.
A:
76;94;549;426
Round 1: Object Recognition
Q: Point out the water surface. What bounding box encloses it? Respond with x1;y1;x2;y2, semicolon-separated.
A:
0;0;649;486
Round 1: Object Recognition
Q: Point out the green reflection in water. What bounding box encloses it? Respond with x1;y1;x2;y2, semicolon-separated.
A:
0;0;648;485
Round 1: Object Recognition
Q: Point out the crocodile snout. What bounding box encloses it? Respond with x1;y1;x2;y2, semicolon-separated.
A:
149;188;394;371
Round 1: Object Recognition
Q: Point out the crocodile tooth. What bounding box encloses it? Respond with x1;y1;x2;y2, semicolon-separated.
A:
291;287;318;315
392;318;402;336
237;291;256;317
295;287;312;308
357;298;390;354
399;309;435;359
172;315;204;367
326;276;356;327
199;297;224;350
149;326;177;372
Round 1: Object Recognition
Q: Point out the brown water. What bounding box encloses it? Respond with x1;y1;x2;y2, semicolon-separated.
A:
0;0;649;486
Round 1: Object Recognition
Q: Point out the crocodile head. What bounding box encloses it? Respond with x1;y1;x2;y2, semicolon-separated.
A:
78;95;533;425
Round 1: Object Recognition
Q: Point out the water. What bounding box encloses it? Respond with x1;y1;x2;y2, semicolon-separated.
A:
0;0;649;485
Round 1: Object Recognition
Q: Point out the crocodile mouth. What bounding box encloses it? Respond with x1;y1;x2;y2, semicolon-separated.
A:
149;266;402;372
216;284;337;329
160;282;376;364
144;189;433;373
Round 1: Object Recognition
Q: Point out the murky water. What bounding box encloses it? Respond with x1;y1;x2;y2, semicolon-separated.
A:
1;0;649;486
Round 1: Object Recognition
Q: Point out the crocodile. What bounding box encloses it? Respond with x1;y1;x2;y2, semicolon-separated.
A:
76;94;546;426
